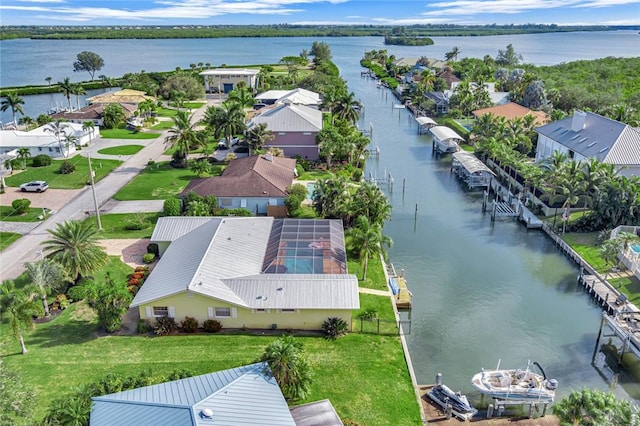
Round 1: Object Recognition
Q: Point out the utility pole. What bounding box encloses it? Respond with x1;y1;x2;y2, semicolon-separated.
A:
87;153;102;230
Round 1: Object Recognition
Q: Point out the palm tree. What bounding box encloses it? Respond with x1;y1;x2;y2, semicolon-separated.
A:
245;122;274;155
332;92;361;125
312;175;352;221
200;105;226;139
18;115;34;131
42;220;108;284
347;215;393;280
58;77;74;111
1;93;25;125
219;102;246;148
352;182;393;227
259;336;312;401
444;46;461;62
82;121;96;145
16;147;31;170
71;84;86;111
44;120;70;158
24;259;68;317
227;87;254;109
599;239;622;280
0;280;43;354
164;110;204;167
553;388;635;426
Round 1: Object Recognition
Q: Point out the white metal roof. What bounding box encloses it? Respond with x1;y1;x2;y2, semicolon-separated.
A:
250;103;322;132
429;126;464;143
200;68;260;76
416;116;437;127
452;151;496;175
150;216;219;243
0;122;86;149
90;363;296;426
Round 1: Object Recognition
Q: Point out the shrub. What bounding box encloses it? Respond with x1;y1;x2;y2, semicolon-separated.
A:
322;317;348;340
142;253;155;264
32;154;52;167
11;198;31;214
180;316;199;333
137;320;152;334
285;194;304;216
358;307;378;320
154;316;177;336
135;265;150;275
163;197;181;216
147;160;156;167
215;208;252;217
58;160;76;174
203;319;222;333
123;213;150;230
287;183;308;199
50;294;70;311
147;243;159;257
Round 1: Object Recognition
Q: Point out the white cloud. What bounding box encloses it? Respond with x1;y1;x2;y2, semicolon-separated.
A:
574;0;640;7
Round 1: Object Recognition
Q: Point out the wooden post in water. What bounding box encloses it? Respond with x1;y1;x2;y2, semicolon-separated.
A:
414;204;418;232
402;178;406;196
618;336;629;367
592;313;606;363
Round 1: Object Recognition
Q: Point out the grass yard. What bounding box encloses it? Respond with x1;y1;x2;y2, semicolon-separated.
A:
150;120;175;130
4;157;122;189
156;107;179;118
100;128;161;139
114;161;223;200
348;254;388;291
97;145;144;156
0;231;21;250
297;170;333;180
87;212;161;239
562;232;608;272
0;205;46;222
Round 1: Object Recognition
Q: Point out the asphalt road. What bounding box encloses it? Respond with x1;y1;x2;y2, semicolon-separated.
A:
0;100;214;281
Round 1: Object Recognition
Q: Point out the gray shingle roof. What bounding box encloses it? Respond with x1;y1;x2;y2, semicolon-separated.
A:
535;111;640;165
90;363;296;426
250;103;322;132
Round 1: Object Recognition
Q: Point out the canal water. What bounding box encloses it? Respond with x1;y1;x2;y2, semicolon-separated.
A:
343;72;636;403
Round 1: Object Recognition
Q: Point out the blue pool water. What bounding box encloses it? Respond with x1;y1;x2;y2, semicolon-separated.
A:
632;244;640;254
306;183;316;200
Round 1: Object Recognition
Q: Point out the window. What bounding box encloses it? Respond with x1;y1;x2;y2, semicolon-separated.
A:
49;147;53;152
220;198;232;207
153;306;168;317
281;309;296;314
255;308;266;314
278;132;286;135
215;307;231;318
240;199;247;208
303;132;312;136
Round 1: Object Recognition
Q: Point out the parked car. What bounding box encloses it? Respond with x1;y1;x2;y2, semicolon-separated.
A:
19;180;49;193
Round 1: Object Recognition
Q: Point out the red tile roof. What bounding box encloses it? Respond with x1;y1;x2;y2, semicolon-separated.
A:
473;102;549;125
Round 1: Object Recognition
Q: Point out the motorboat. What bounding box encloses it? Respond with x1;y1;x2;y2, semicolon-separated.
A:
470;360;558;403
427;373;477;420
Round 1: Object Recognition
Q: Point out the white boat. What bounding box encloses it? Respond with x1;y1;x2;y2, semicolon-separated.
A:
428;380;477;421
470;360;558;403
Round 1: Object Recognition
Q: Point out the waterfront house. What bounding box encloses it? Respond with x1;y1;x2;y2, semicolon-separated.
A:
424;92;450;114
200;68;260;94
86;89;156;106
131;217;359;330
181;154;296;216
0;122;91;158
50;103;136;127
247;102;323;160
473;102;549;126
535;110;640;177
255;88;321;108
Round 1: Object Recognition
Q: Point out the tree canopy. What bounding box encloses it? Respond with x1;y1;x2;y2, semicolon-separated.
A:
73;51;104;81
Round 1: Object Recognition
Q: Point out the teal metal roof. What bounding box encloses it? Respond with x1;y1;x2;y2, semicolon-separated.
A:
90;363;296;426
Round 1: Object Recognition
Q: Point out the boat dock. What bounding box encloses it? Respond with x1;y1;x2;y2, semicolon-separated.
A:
387;264;412;309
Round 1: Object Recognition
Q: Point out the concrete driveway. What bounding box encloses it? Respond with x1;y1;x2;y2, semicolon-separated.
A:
0;187;85;211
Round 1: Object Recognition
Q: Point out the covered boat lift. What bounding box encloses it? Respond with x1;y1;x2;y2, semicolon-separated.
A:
416;116;437;134
429;126;463;154
451;151;495;189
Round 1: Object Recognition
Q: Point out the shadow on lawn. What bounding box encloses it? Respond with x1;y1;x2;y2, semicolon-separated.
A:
28;319;98;348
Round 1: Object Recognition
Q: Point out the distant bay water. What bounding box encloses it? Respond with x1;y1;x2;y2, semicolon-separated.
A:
0;30;639;123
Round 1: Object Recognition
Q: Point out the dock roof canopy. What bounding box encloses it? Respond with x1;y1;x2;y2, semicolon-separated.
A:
452;151;496;175
416;116;437;127
429;126;464;143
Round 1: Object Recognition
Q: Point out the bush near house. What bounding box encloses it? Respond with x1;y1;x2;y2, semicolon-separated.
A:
58;160;76;174
11;198;31;214
31;155;52;167
202;319;222;333
154;316;177;336
180;316;199;333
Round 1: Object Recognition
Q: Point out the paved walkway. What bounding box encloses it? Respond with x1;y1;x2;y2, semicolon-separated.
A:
101;199;164;214
0;221;41;234
358;287;391;296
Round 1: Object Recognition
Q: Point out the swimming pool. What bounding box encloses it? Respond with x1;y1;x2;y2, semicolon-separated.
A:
632;243;640;254
306;183;316;200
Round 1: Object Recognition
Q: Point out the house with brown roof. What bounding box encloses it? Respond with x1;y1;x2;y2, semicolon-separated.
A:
50;103;137;126
86;89;156;106
181;154;297;215
473;102;549;126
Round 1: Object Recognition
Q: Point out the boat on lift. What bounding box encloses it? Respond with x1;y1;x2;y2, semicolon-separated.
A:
471;360;558;403
427;373;477;420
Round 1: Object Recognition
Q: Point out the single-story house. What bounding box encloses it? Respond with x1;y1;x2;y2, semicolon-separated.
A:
90;362;343;426
86;89;156;106
255;88;322;108
448;82;510;106
50;103;136;127
473;102;549;126
200;68;260;94
132;217;359;330
429;125;464;153
0;122;92;158
392;57;420;68
535;110;640;177
181;154;297;216
247;102;323;160
424;92;449;114
436;67;461;90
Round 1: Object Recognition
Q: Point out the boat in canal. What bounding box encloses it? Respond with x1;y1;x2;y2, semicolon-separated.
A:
470;360;558;403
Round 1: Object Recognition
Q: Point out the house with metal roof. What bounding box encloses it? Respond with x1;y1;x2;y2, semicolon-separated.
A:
535;110;640;177
0;122;92;159
132;217;359;330
247;103;323;160
181;154;296;217
50;102;137;127
255;88;322;108
200;68;260;94
90;363;295;426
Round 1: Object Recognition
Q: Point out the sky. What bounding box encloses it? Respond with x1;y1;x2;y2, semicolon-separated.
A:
1;0;640;27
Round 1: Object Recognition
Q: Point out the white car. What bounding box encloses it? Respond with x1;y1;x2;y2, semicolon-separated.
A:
19;180;49;193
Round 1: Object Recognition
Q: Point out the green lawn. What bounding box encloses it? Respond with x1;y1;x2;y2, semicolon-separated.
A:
97;145;144;156
114;161;222;200
100;128;161;139
562;232;608;272
0;231;21;250
297;170;333;180
150;120;175;130
0;205;46;222
348;254;388;291
86;212;161;239
156;107;179;118
5;158;122;189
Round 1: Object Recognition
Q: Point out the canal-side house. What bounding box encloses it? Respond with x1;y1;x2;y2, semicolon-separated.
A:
50;103;137;127
535;110;640;177
247;102;323;160
131;217;359;330
180;154;296;216
200;68;260;94
86;89;156;106
90;362;343;426
0;122;91;158
254;88;322;108
473;102;549;126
